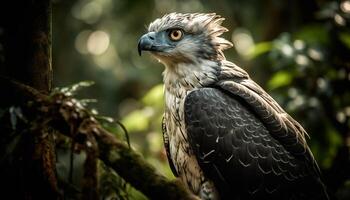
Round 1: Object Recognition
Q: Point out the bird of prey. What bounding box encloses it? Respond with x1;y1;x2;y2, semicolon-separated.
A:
138;13;329;200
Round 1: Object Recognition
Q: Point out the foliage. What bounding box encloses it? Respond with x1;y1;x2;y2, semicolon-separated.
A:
54;82;151;199
0;81;151;200
1;79;200;199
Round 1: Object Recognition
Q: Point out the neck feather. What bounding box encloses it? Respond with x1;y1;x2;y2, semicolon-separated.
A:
162;60;219;95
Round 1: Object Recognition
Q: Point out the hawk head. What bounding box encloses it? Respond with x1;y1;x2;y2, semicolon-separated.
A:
138;13;233;66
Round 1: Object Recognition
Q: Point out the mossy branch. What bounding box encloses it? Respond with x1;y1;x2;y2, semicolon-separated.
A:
1;77;198;200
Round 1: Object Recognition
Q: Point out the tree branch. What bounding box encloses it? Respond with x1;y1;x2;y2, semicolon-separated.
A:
1;77;198;200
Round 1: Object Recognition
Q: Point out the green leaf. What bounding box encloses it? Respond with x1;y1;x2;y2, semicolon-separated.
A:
322;128;343;168
122;110;149;132
55;81;95;96
267;71;293;90
339;32;350;48
141;84;164;107
294;24;328;45
247;42;273;59
96;115;114;123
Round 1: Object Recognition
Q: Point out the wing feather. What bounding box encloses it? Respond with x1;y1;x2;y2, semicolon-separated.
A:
217;61;309;158
184;87;328;199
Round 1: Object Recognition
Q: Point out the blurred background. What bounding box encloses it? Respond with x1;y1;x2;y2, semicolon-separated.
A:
53;0;350;199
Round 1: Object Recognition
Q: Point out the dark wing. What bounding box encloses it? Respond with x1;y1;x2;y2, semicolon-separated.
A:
162;116;178;177
184;87;328;200
218;61;311;159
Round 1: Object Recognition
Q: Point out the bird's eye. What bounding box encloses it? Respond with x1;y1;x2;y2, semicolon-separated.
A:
168;29;183;41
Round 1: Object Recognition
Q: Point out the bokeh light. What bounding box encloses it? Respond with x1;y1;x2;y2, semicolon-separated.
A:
340;1;350;13
232;28;254;57
334;13;346;26
87;30;110;55
75;30;91;54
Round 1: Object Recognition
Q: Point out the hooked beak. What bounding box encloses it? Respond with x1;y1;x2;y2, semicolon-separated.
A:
137;32;162;56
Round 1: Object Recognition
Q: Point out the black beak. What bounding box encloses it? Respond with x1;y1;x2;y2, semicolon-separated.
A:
137;32;156;56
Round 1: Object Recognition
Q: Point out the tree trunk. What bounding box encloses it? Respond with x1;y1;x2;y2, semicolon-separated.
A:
0;0;57;199
0;0;52;93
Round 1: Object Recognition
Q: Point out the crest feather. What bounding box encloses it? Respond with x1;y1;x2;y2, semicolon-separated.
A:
148;13;233;60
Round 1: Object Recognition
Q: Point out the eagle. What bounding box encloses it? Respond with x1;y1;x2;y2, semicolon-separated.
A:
138;13;329;200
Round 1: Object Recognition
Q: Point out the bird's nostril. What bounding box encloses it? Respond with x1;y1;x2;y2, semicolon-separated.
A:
149;36;155;40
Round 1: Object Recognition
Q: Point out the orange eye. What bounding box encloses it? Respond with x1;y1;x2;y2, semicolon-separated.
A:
169;29;183;41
